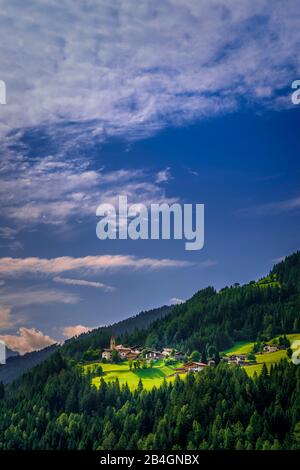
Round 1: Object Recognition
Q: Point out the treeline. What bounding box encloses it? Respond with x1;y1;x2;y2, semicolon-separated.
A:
62;305;172;361
0;352;300;450
118;252;300;354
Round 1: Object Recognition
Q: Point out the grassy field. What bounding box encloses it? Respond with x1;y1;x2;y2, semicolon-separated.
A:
223;333;300;378
83;333;300;388
84;359;186;390
223;341;255;356
245;349;287;377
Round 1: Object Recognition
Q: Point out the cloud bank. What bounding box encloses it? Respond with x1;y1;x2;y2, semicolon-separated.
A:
0;156;176;232
0;327;56;355
0;255;192;277
0;0;299;143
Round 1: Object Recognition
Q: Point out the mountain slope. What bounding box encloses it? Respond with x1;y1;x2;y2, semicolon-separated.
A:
1;251;300;451
0;344;58;385
118;251;300;354
58;251;300;361
58;305;172;361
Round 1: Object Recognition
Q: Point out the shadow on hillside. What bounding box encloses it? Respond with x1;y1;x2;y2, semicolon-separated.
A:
132;368;167;379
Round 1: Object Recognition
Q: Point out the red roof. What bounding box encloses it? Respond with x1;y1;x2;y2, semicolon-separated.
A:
185;361;208;367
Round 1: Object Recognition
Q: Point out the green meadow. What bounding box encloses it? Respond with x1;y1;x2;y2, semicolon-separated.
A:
223;341;255;356
83;333;300;389
223;333;300;378
84;359;186;390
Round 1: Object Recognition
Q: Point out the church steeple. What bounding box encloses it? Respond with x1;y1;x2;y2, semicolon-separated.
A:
110;335;116;350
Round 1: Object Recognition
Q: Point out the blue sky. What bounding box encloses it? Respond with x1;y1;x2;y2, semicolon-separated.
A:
0;0;299;353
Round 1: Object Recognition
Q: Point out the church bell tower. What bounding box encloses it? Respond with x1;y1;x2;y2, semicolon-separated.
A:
110;335;116;350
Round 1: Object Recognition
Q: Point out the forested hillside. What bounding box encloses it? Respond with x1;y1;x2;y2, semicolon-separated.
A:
0;352;300;450
62;305;172;361
62;252;300;359
0;344;58;385
118;252;300;354
0;251;300;450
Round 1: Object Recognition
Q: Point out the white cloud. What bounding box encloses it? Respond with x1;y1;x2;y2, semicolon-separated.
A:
62;324;93;339
53;276;115;292
0;254;192;277
0;327;56;355
0;156;176;228
170;297;185;305
187;168;199;177
156;168;171;183
0;0;299;146
0;287;80;308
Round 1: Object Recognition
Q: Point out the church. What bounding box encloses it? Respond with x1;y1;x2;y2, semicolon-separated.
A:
102;335;141;361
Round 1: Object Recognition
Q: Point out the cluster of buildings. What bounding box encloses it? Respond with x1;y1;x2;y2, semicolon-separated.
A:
102;336;141;361
222;343;287;366
223;354;249;366
101;336;185;362
100;336;219;378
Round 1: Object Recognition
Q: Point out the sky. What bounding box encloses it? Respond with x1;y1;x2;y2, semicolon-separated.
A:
0;0;299;354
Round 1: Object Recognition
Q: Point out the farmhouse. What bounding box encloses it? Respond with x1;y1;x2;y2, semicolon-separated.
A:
263;344;285;353
162;348;173;357
162;348;184;360
115;346;133;358
174;351;184;360
125;352;139;361
223;354;247;365
184;361;208;372
145;350;164;360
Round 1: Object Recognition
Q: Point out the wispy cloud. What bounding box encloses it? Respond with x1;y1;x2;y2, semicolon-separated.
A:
0;156;176;229
198;260;218;268
0;328;56;355
0;227;23;251
0;306;16;329
53;276;115;292
240;195;300;216
0;285;80;332
187;168;199;177
0;287;80;308
156;168;171;184
0;255;192;277
0;0;299;146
